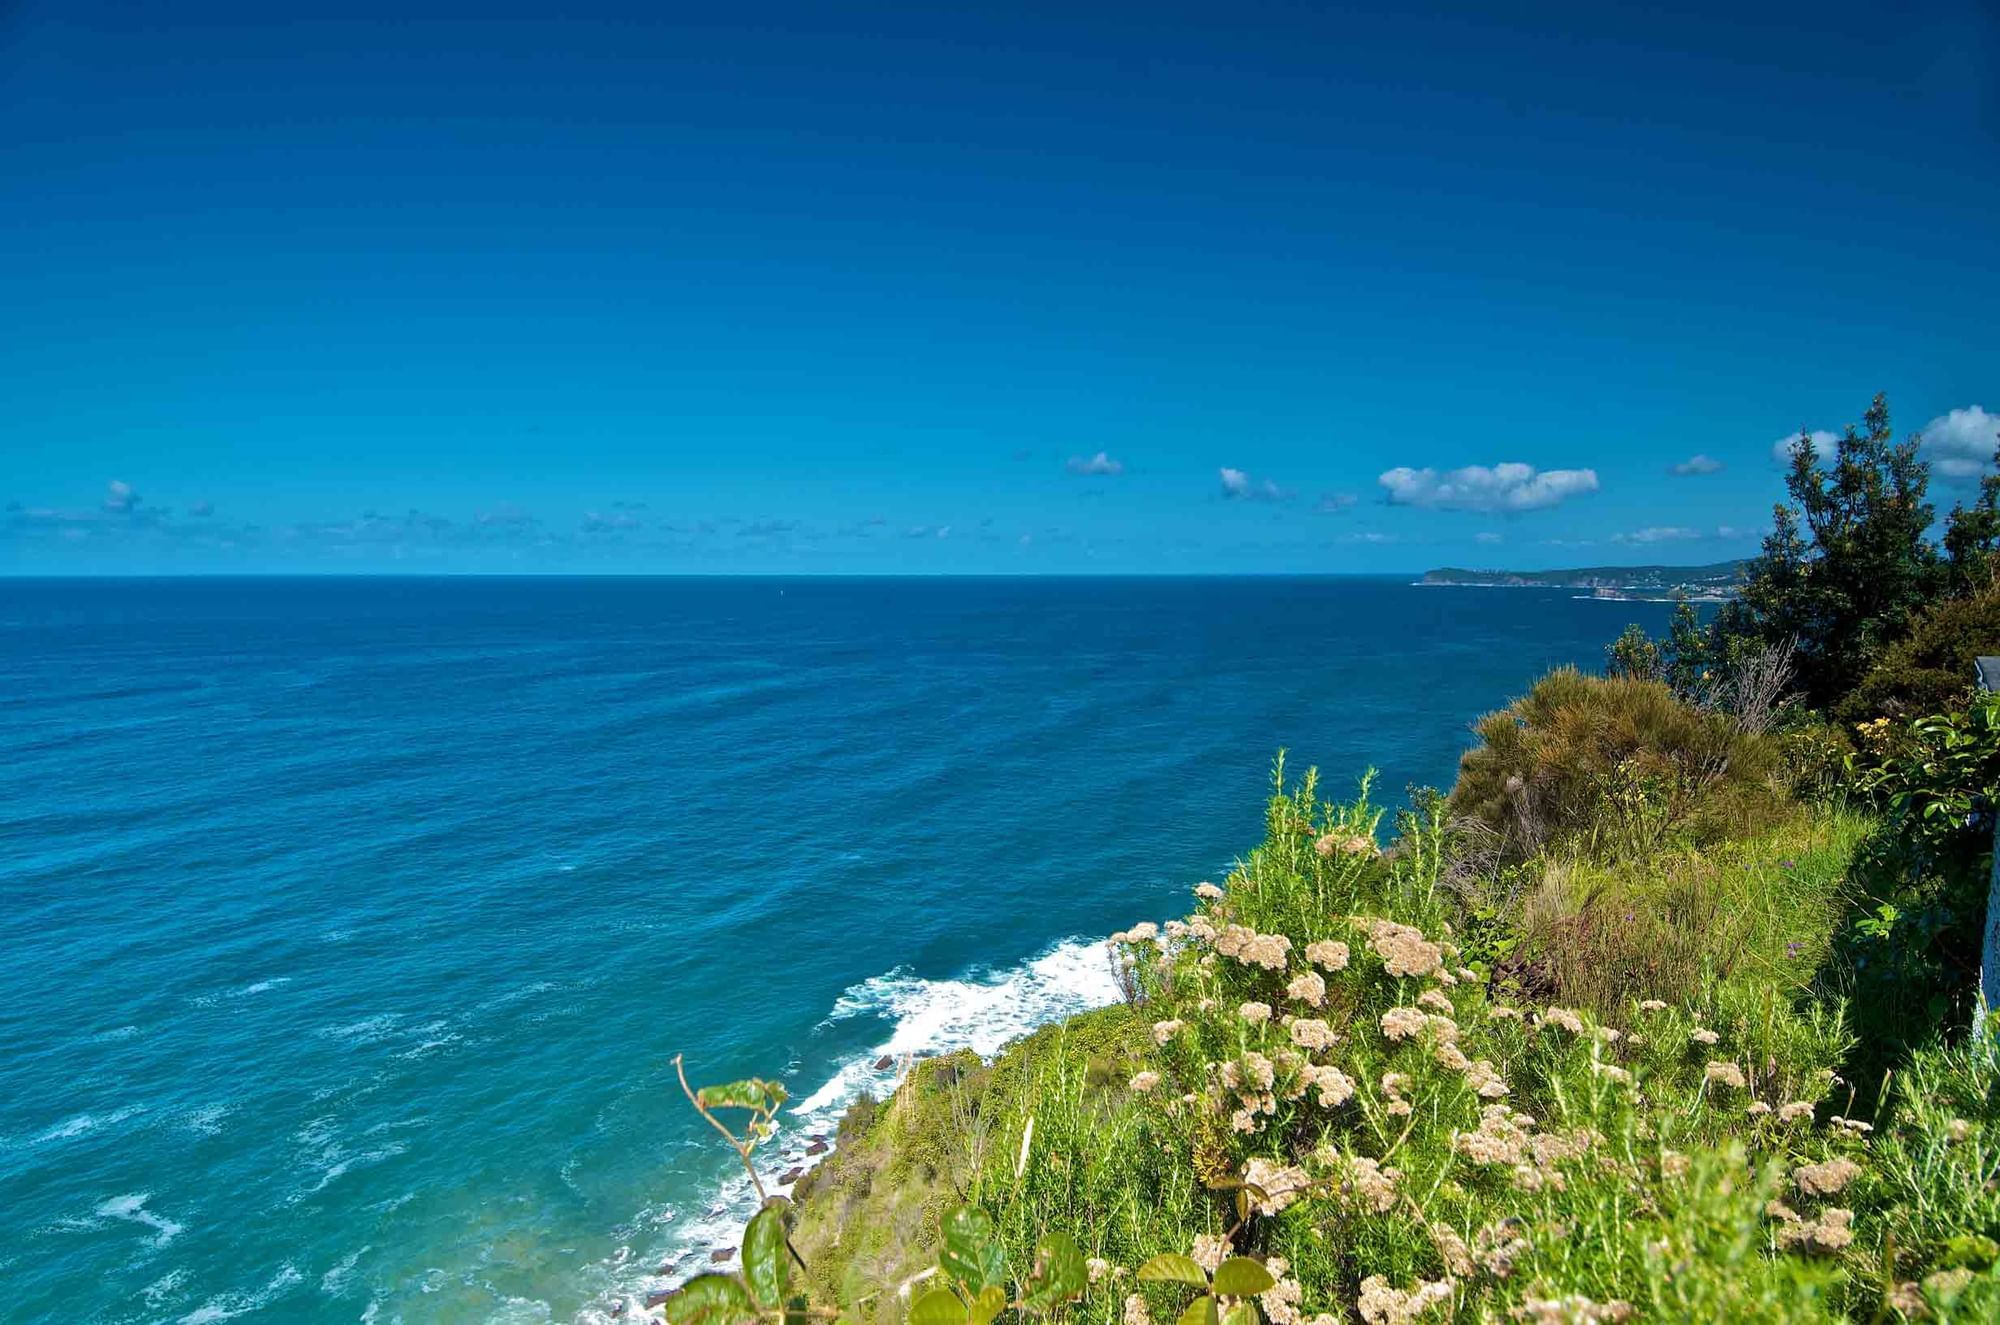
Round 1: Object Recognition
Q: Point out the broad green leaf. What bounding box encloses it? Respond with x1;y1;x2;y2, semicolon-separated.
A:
1222;1303;1260;1325
664;1274;756;1325
940;1207;1006;1291
1211;1259;1275;1298
1177;1295;1220;1325
1021;1232;1086;1309
1136;1254;1210;1287
910;1288;969;1325
741;1203;790;1307
697;1080;775;1111
967;1284;1007;1325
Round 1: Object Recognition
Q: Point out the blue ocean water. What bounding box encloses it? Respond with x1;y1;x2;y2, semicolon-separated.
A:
0;576;1679;1322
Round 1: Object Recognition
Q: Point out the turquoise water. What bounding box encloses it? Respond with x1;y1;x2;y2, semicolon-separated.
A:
0;576;1677;1322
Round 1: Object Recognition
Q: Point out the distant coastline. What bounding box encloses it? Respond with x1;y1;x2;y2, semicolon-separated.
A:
1417;559;1745;600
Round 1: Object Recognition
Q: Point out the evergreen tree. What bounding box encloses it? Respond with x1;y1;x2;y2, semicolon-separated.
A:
1941;442;2000;600
1738;394;1941;707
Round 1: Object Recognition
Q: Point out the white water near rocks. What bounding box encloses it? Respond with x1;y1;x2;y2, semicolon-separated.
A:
572;938;1125;1322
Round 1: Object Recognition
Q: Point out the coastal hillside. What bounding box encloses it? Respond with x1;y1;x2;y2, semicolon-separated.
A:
660;405;2000;1325
673;681;1999;1324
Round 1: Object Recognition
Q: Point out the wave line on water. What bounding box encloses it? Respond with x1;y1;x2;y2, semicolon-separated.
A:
574;936;1123;1322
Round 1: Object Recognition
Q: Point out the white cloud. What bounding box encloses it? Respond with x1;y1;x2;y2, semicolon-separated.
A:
1669;454;1724;477
1474;531;1503;545
1337;531;1396;544
1920;405;1999;481
102;479;139;514
1612;525;1703;545
1378;462;1598;513
1770;429;1838;466
1765;408;1998;482
1065;451;1124;477
1219;467;1290;502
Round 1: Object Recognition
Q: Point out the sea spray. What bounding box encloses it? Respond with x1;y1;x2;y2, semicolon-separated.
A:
580;937;1124;1321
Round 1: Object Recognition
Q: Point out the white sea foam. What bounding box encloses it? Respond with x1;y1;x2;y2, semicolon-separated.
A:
28;1103;145;1146
320;1246;369;1296
96;1192;185;1248
295;1142;407;1200
179;1263;303;1324
144;1269;189;1307
35;1114;101;1143
320;1013;405;1044
577;936;1121;1320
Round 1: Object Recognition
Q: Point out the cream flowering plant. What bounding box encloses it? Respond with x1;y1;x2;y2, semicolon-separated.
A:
668;756;2000;1324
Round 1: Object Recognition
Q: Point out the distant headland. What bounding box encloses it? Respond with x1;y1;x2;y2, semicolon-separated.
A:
1418;559;1746;600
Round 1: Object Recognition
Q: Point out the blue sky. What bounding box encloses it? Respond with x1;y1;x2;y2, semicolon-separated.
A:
3;0;1996;574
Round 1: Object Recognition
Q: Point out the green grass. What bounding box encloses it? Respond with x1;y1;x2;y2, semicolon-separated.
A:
764;763;1995;1325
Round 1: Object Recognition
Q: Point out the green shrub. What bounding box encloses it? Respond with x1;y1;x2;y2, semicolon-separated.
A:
1447;668;1786;864
1837;586;2000;725
1775;717;1857;801
1831;697;2000;1070
665;761;1996;1325
1501;806;1864;1019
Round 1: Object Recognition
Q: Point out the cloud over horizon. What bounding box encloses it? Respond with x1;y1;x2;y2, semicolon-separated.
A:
1219;468;1290;502
1065;451;1124;477
1766;407;1997;484
1669;454;1724;476
1378;462;1599;513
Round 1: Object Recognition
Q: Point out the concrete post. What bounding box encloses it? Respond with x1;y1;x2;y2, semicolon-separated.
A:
1978;658;2000;1041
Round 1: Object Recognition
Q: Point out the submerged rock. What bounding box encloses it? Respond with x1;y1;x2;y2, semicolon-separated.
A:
872;1055;894;1071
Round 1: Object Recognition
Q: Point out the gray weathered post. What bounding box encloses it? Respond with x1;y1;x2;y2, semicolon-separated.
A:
1979;657;2000;1040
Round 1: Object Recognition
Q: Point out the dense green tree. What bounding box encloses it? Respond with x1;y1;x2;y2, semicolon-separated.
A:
1738;394;1943;708
1838;584;2000;722
1611;394;1995;722
1941;442;2000;600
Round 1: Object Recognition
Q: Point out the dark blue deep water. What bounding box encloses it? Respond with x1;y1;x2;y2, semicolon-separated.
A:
0;577;1678;1322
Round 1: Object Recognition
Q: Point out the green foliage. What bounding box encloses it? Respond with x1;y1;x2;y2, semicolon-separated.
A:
1744;394;1943;710
669;690;2000;1325
659;1201;798;1325
1942;443;2000;601
1604;623;1662;683
1504;806;1868;1018
1775;717;1856;802
1447;667;1786;863
1832;697;2000;1060
1695;393;2000;718
1839;585;2000;725
1859;1032;2000;1314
